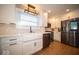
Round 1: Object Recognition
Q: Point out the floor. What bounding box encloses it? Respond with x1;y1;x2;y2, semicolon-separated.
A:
34;41;79;55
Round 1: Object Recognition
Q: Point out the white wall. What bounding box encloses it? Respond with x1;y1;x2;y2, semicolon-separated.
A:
49;8;79;42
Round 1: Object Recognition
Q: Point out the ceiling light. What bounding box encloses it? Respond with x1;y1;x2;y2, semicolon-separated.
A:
66;9;70;12
48;10;51;13
44;13;48;16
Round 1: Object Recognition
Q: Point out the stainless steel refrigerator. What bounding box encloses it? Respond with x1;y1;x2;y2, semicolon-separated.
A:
61;18;79;47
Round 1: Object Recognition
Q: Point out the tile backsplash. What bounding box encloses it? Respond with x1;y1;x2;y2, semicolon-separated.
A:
0;24;45;35
17;26;45;34
0;23;16;35
16;26;30;34
31;26;45;33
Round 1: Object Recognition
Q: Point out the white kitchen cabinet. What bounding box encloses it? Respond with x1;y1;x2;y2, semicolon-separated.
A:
8;43;22;55
0;37;22;55
42;13;48;27
34;39;42;52
0;5;16;24
23;39;42;55
40;11;48;27
23;40;35;55
8;37;22;55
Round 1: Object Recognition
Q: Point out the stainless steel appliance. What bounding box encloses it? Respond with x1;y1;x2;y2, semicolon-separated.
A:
61;18;79;47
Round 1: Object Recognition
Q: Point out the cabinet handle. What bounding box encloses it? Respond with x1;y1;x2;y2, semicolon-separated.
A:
34;42;36;46
9;43;17;46
9;39;16;41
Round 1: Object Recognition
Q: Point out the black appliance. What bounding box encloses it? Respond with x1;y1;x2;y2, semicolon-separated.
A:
43;33;50;48
61;18;79;47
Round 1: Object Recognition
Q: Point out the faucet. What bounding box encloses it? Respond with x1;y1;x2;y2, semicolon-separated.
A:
30;26;32;33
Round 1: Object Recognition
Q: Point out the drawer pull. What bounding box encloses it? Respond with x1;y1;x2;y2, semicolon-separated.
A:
34;42;36;46
9;39;16;41
9;43;17;46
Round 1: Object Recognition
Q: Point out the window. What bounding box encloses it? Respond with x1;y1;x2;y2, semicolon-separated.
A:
17;12;39;26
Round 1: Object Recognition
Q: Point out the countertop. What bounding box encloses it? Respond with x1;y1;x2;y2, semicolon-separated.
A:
0;32;51;37
0;34;17;37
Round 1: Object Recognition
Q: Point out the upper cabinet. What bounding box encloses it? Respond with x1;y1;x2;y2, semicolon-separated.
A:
41;11;48;27
0;5;16;24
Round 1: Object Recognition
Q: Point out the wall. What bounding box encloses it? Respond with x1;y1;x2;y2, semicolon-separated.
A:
49;8;79;42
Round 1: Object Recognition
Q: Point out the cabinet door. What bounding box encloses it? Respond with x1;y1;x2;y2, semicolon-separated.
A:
40;11;48;27
34;39;42;52
23;41;35;55
43;34;50;48
42;13;48;27
0;5;16;24
23;39;42;55
9;43;22;55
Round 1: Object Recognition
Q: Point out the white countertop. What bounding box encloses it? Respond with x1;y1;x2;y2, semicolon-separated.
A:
0;32;51;37
0;34;17;37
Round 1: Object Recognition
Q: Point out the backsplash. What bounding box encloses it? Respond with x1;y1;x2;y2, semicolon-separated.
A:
0;24;45;35
0;23;16;35
16;26;45;34
16;26;30;34
31;26;45;33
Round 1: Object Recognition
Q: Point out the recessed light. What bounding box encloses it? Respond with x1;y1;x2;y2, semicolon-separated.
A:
66;9;70;12
48;10;51;13
44;13;48;16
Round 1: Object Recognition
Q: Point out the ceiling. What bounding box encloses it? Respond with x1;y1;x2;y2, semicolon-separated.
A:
38;4;79;18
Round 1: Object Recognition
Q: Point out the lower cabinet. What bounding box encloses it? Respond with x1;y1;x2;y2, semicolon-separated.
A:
23;41;35;55
0;37;22;55
23;39;42;55
8;43;22;55
0;37;42;55
34;39;42;52
43;33;50;48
